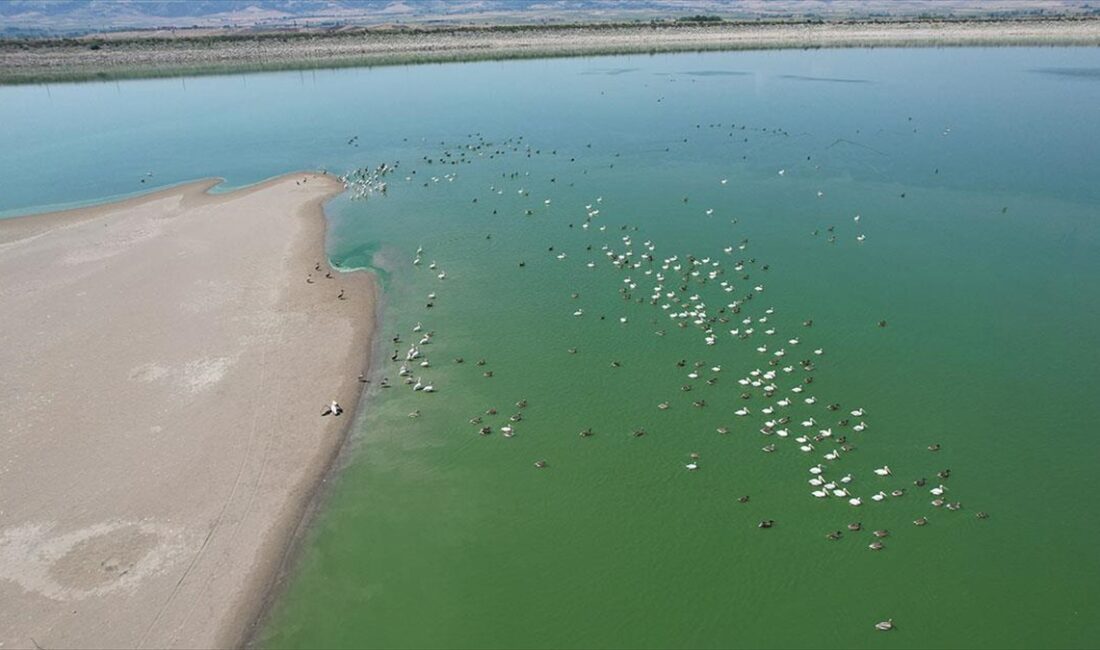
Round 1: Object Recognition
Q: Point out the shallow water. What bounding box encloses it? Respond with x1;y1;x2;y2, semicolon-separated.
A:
2;48;1099;648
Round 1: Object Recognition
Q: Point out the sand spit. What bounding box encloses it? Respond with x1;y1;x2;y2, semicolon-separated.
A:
0;174;374;648
2;19;1099;85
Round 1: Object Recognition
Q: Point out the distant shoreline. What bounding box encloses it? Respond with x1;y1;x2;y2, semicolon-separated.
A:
2;18;1099;85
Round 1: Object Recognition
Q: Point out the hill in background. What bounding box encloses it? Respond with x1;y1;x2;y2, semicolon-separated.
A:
3;0;1097;37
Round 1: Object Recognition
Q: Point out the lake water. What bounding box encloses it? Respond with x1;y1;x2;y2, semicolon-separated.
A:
2;47;1099;649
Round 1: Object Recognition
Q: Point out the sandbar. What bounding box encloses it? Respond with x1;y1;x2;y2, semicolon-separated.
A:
0;173;373;648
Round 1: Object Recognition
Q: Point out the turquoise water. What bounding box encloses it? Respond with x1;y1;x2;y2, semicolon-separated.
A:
2;48;1099;648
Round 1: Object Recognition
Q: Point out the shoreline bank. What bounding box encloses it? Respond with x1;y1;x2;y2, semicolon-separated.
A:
0;173;376;648
2;18;1099;85
239;275;388;649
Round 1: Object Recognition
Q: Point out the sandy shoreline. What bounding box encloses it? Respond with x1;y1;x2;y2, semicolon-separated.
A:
2;18;1099;85
0;173;375;648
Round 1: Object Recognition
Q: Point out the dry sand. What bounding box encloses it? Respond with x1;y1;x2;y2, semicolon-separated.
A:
0;174;373;649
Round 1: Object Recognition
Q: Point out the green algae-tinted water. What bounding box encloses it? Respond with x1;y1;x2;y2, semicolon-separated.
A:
2;48;1099;648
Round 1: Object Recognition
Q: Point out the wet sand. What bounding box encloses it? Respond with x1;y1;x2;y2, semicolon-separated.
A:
3;18;1099;85
0;174;374;648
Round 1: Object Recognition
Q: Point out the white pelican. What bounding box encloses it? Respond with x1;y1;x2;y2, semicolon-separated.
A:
501;425;514;437
801;417;816;427
573;309;584;317
871;491;887;502
849;497;863;506
851;408;866;417
735;408;750;416
930;485;947;496
413;322;423;332
413;378;423;391
685;463;699;471
422;384;435;393
853;421;868;432
812;489;828;498
800;443;814;453
437;271;446;280
834;488;849;498
809;465;824;475
874;466;891;476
